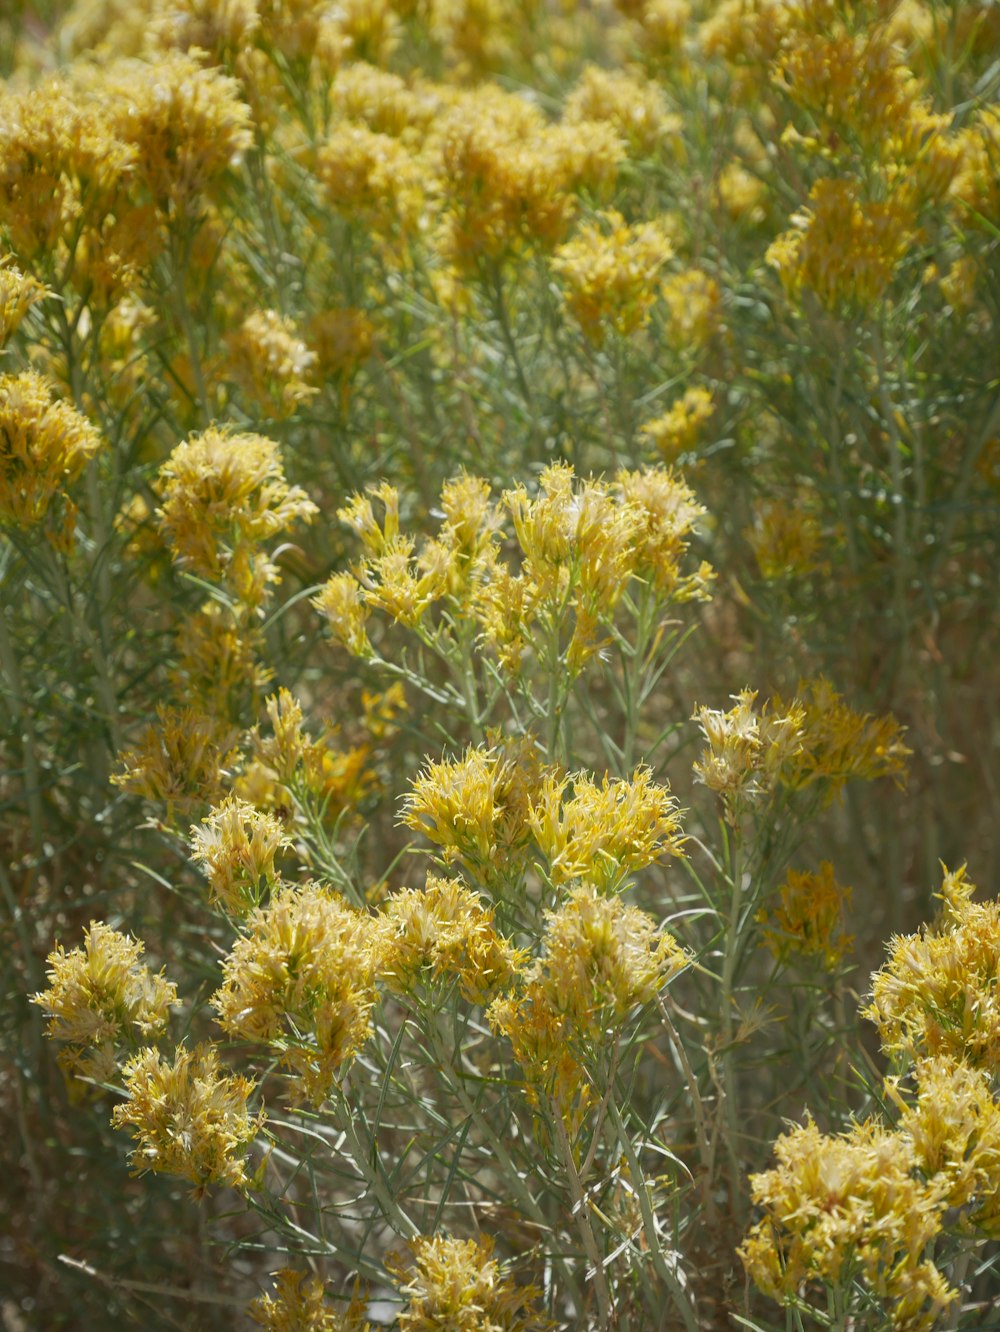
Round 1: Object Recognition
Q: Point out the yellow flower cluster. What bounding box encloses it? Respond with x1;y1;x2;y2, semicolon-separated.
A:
0;260;48;348
759;860;853;968
640;386;714;465
113;703;241;813
740;1114;956;1330
746;498;825;580
0;370;103;530
250;1270;371;1332
189;794;292;914
316;465;712;680
766;177;916;311
112;1042;264;1195
226;308;318;418
694;679;910;805
32;921;178;1088
386;1234;545;1332
489;883;688;1102
563;64;681;159
401;743;544;882
691;688;805;801
379;872;524;1004
213;882;379;1105
527;766;685;890
864;864;1000;1069
552;210;675;344
156;426;318;607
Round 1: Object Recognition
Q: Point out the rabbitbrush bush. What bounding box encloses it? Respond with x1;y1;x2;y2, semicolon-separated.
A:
3;0;1000;1326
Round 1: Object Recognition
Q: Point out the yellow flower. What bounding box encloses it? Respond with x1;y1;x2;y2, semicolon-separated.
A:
32;921;179;1088
740;1114;955;1330
213;882;380;1105
660;267;722;352
97;53;252;213
316;124;424;235
640;387;715;464
190;795;292;915
250;1270;371;1331
778;676;911;794
563;64;681;159
766;177;916;310
156;426;317;605
527;766;685;890
864;864;1000;1070
112;705;241;815
386;1234;546;1332
615;465;714;600
379;872;526;1003
313;572;374;657
746;499;825;580
759;861;853;967
168;600;272;722
0;259;48;347
490;883;689;1098
692;689;805;801
112;1042;264;1195
226;308;318;417
552;210;675;344
0;370;103;529
400;743;545;881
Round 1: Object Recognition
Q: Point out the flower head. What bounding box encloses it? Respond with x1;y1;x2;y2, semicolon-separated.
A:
32;922;178;1088
112;1042;264;1195
0;370;102;529
213;882;380;1104
387;1234;546;1332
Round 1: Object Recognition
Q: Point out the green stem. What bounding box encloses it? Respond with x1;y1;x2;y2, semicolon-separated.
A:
551;1101;613;1328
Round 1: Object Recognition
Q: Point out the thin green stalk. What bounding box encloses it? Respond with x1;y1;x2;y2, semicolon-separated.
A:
0;599;45;854
551;1102;613;1328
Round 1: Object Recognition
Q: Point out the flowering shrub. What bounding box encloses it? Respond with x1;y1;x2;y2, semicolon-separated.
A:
3;0;999;1327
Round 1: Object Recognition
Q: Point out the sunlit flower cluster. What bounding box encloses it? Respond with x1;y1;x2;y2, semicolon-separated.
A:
112;1042;264;1194
32;922;178;1088
213;882;380;1104
386;1234;545;1332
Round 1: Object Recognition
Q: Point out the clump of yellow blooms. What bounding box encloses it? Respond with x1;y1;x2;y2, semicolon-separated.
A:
0;260;48;348
386;1234;545;1332
316;124;426;238
527;766;685;891
400;743;546;882
189;794;292;914
691;688;805;802
780;676;912;794
563;64;681;159
0;370;103;529
112;704;241;813
156;426;318;607
32;922;179;1088
746;499;825;580
379;872;525;1003
250;1270;371;1331
640;386;714;464
766;177;916;310
316;464;712;685
759;861;853;967
660;267;722;352
694;678;911;806
248;687;378;819
551;210;675;344
740;1114;957;1330
96;53;253;215
213;881;380;1105
226;308;318;417
864;864;1000;1069
111;1042;264;1195
490;883;688;1101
